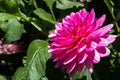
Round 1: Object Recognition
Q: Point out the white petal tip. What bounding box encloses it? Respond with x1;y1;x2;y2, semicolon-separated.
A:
89;68;93;73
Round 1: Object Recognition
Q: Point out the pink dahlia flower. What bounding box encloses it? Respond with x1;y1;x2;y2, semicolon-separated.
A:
48;8;116;75
0;39;23;55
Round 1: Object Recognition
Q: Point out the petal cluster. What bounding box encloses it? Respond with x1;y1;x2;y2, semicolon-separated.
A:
0;39;23;54
48;8;116;75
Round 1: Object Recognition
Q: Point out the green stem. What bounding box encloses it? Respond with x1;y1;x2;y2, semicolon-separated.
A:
104;0;120;32
50;8;56;21
33;0;38;9
29;0;38;8
30;22;42;32
43;0;56;22
30;21;48;37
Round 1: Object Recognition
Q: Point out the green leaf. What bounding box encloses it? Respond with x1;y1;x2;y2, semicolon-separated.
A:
12;67;28;80
26;40;50;80
71;68;92;80
0;18;24;42
12;40;50;80
0;74;7;80
34;8;55;24
0;13;17;22
56;0;84;10
5;18;24;42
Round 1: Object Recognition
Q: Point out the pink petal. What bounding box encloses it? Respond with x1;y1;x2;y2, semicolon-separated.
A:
51;54;58;59
78;53;88;64
70;12;75;19
48;33;56;38
88;67;93;73
93;50;100;63
62;16;70;24
96;47;110;57
53;38;74;46
48;47;66;55
86;61;93;73
99;24;113;36
86;50;100;64
90;41;97;49
63;50;77;65
96;35;116;47
74;12;82;27
66;60;76;73
91;24;113;38
48;43;60;48
87;22;96;33
85;41;97;53
53;46;77;62
106;35;117;44
55;22;62;30
95;15;106;29
55;60;64;68
87;9;95;25
79;8;89;22
77;44;86;53
53;51;69;61
77;63;85;72
98;38;109;46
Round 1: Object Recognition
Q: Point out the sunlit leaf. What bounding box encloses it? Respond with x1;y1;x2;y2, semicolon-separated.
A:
12;40;50;80
0;74;7;80
12;67;28;80
27;40;50;80
56;0;84;10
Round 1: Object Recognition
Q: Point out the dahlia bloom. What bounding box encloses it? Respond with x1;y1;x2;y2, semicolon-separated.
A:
48;8;116;75
0;39;23;54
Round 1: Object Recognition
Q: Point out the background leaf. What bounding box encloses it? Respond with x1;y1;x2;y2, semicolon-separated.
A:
0;0;19;14
0;21;8;32
56;0;84;10
0;13;17;22
4;18;24;42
